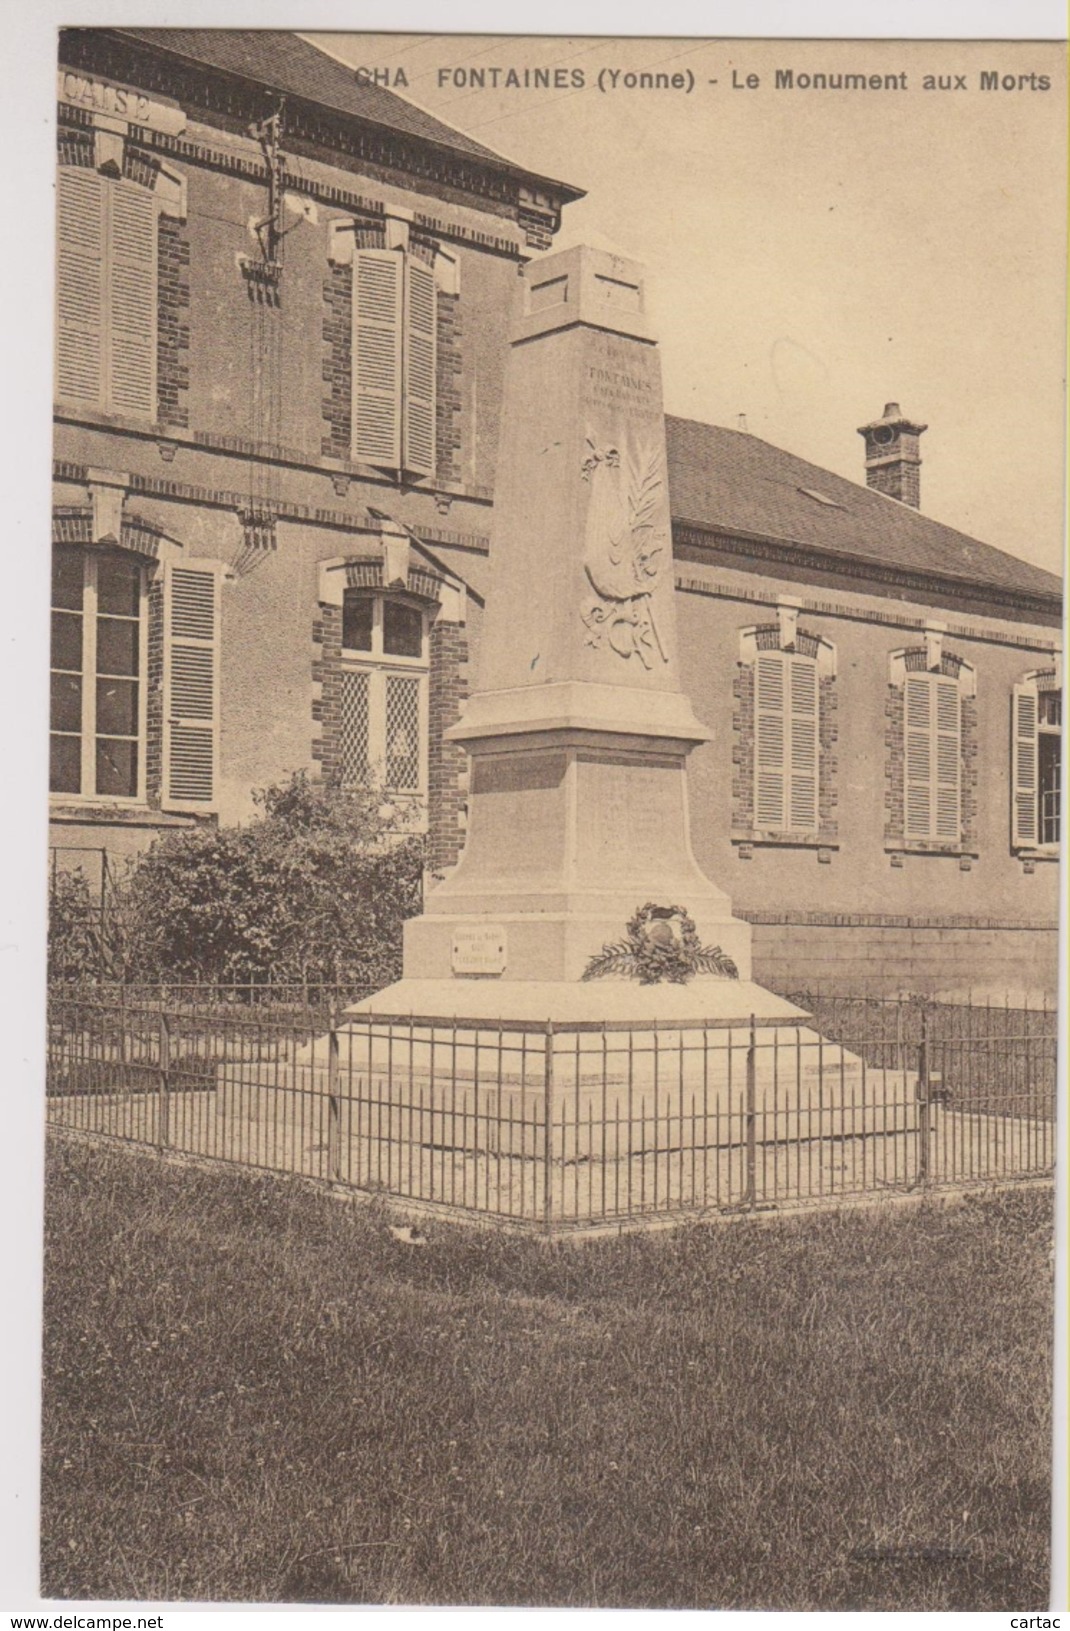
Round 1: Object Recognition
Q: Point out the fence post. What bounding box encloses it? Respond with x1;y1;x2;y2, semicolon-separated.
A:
744;1014;757;1211
118;980;129;1099
915;1002;930;1187
99;850;109;982
327;1003;341;1184
157;999;171;1153
543;1021;555;1237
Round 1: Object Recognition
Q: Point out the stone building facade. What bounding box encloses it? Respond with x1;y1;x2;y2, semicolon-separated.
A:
50;29;1062;997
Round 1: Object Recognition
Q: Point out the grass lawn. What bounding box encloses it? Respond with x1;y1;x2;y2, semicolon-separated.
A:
41;1135;1053;1609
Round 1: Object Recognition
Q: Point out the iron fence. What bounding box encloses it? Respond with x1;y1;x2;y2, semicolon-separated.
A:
45;988;1057;1234
48;980;379;1024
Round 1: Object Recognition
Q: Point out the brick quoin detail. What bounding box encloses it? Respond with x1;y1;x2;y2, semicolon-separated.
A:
57;126;94;168
517;205;556;250
884;683;905;843
311;603;343;784
123;145;161;190
321;264;353;460
157;215;190;429
961;694;979;849
435;290;462;485
146;574;165;807
732;664;755;832
817;673;839;841
428;618;468;873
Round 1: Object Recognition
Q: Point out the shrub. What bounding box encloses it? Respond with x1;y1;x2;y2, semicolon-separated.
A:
50;774;424;991
47;869;100;983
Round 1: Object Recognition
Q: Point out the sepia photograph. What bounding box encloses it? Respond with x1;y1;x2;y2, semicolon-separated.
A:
9;4;1067;1616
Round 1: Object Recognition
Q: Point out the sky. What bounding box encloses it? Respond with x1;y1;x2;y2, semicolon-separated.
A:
311;33;1067;576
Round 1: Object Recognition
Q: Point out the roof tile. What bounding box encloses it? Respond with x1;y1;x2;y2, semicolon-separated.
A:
665;416;1061;604
110;28;581;195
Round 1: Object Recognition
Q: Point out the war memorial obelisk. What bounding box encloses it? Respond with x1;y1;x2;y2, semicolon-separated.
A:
354;243;800;1028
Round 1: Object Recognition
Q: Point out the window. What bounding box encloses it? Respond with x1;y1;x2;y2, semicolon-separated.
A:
340;591;428;796
1013;674;1061;850
885;644;975;853
55;167;157;419
51;546;145;799
754;650;819;831
735;620;836;845
904;671;961;842
352;249;435;478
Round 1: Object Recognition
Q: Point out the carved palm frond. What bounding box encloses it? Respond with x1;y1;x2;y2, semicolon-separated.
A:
581;943;640;982
629;452;664;533
693;946;740;979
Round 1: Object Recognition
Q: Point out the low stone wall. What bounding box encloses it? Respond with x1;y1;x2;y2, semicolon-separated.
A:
747;915;1060;999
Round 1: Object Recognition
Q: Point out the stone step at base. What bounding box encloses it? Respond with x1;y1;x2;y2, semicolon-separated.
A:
217;1051;920;1160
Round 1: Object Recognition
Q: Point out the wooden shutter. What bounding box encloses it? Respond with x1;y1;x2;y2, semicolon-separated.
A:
1012;682;1039;847
402;258;436;478
352;250;403;468
755;652;786;829
107;182;157;418
904;673;961;842
163;562;220;808
933;676;961;841
904;674;933;839
788;657;819;829
56;167;105;407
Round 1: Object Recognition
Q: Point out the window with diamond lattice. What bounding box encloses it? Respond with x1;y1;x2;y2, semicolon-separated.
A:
340;670;370;786
339;591;428;798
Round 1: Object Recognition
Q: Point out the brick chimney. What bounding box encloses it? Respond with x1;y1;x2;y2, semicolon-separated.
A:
857;402;927;508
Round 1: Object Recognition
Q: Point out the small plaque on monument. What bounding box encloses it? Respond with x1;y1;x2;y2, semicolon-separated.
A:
451;925;507;976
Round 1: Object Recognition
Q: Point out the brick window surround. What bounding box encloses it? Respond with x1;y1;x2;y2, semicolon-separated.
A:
57;125;189;429
321;225;462;486
884;645;978;857
732;621;838;852
312;564;468;873
50;507;219;819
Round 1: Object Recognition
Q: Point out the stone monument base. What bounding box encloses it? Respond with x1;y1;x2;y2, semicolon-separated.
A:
346;977;802;1025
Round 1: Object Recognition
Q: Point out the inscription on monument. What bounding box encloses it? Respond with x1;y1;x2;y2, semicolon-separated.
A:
584;363;657;413
451;925;508;976
580;760;682;873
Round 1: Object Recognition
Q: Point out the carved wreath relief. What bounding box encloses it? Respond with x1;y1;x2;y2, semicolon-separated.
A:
582;904;740;986
580;433;669;669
